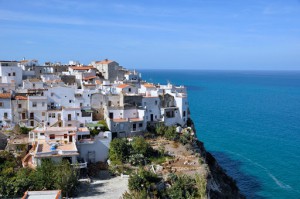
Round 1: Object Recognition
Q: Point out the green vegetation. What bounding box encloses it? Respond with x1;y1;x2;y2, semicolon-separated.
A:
0;152;79;197
12;124;33;135
109;138;131;165
98;120;109;131
124;170;207;199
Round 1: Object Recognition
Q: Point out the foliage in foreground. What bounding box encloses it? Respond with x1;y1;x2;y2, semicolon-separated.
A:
0;152;79;197
109;137;155;166
124;168;207;199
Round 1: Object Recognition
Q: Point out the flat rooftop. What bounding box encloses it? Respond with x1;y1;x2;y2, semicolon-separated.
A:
37;140;77;153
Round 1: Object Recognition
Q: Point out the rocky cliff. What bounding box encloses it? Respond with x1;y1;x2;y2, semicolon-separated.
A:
190;119;245;199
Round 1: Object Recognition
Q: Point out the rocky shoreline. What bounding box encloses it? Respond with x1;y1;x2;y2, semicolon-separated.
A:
190;119;245;199
196;140;245;199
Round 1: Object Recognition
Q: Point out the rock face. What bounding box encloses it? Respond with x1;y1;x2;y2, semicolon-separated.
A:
190;119;245;199
196;141;245;199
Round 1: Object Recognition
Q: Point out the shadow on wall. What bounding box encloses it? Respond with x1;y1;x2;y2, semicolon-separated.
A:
211;151;265;199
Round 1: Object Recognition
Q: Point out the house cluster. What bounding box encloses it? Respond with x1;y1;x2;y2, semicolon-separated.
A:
0;58;190;168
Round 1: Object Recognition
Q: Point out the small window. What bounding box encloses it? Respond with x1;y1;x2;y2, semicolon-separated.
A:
52;113;55;118
40;133;45;136
183;111;186;117
155;100;158;105
0;102;3;107
51;92;54;96
29;133;33;139
68;124;72;127
128;88;131;92
49;134;55;139
80;123;84;127
42;102;45;107
77;113;79;116
8;73;11;76
139;123;143;127
64;134;68;139
69;100;72;103
12;72;16;76
32;102;37;107
42;112;45;116
4;112;8;118
18;104;22;108
48;113;51;118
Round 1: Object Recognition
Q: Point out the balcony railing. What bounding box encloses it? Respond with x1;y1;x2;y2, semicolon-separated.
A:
71;162;87;169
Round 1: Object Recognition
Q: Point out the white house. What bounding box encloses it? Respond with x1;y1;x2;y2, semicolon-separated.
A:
0;61;23;86
0;93;12;129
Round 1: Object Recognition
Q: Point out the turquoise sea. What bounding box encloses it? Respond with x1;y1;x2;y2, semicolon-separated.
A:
141;70;300;199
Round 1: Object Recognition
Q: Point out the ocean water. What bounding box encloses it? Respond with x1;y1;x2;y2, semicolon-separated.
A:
141;70;300;199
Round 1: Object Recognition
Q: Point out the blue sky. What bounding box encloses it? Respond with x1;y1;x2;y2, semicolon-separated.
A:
0;0;300;70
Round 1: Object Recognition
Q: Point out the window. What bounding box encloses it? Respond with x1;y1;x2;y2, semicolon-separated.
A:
18;104;22;108
144;102;146;106
42;112;45;116
80;103;83;107
139;123;143;127
40;133;44;136
68;114;71;121
4;112;8;118
51;92;54;96
32;102;37;107
48;113;51;118
77;113;79;116
0;102;3;107
183;111;186;117
12;72;16;76
49;134;55;139
29;133;33;139
80;123;84;127
68;124;72;127
35;133;38;138
8;73;11;76
64;134;68;139
69;100;72;103
128;88;131;92
52;113;55;118
155;100;158;105
33;83;35;88
42;102;45;107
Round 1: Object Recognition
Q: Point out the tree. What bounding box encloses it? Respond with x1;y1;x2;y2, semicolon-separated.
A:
167;175;198;199
128;168;160;192
109;138;131;164
54;160;79;197
164;126;179;141
131;137;151;156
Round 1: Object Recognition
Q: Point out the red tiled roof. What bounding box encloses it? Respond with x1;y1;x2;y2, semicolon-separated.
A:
15;96;28;100
70;66;93;70
83;76;96;80
117;84;130;89
96;59;113;64
0;93;11;99
143;83;155;88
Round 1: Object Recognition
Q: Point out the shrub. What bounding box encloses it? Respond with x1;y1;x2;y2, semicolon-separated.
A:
109;138;131;164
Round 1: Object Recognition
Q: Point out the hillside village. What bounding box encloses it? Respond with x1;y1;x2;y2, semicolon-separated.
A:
0;59;189;169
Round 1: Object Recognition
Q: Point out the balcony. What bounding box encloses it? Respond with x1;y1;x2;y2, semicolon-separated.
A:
71;162;87;169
